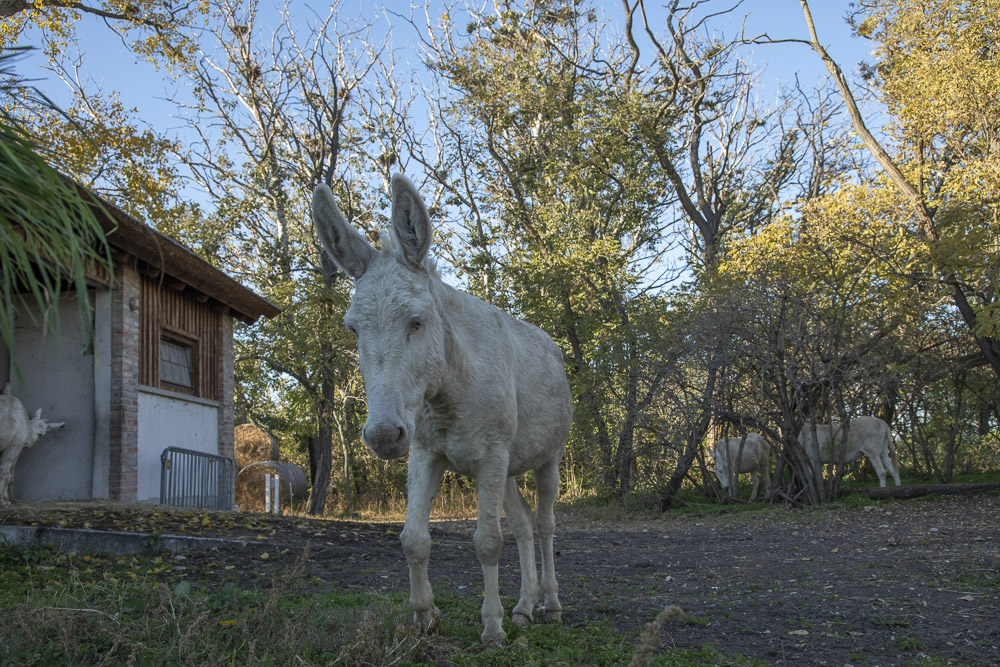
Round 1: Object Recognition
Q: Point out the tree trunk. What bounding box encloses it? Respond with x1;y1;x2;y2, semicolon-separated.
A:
861;482;1000;500
659;365;718;510
944;371;966;484
306;381;336;516
613;365;641;497
979;405;992;437
336;410;353;507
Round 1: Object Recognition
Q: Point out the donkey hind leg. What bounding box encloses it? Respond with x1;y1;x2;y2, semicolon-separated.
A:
882;448;901;486
0;445;22;508
867;451;888;487
475;455;510;645
400;451;446;635
535;457;563;623
503;476;539;627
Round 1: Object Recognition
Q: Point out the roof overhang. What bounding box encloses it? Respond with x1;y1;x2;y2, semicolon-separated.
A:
89;193;280;325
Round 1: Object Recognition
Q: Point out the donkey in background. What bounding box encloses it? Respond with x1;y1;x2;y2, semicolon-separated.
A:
313;175;573;645
0;383;64;508
800;415;901;487
710;433;771;501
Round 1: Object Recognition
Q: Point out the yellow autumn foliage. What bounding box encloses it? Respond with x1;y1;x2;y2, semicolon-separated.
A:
0;1;213;75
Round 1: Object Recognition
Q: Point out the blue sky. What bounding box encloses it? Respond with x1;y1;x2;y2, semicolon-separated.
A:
14;0;876;131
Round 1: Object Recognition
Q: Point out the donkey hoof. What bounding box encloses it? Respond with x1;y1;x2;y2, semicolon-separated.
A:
480;627;507;646
541;609;562;624
511;611;532;628
414;607;441;635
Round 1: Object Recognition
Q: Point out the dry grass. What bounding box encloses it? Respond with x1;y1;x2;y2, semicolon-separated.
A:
319;478;608;524
629;605;688;667
318;483;482;523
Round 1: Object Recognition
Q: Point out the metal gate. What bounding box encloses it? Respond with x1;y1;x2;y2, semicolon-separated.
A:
159;447;235;510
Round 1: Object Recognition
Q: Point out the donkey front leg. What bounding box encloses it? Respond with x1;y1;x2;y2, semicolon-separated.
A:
475;458;509;645
400;449;446;634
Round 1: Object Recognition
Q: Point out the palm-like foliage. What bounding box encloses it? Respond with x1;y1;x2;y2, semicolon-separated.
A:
0;49;113;372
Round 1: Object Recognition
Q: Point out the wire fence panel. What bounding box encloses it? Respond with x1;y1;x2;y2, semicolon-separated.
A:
159;447;235;510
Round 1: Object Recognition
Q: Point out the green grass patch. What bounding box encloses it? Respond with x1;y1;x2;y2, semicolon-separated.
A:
953;566;1000;591
0;542;763;666
903;657;974;667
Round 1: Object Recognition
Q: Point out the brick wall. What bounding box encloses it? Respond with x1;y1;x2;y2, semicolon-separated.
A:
217;311;235;460
109;262;140;501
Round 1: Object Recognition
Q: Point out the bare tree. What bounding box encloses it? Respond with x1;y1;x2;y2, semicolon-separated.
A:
168;0;407;514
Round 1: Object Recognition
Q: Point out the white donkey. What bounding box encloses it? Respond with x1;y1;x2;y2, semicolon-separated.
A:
0;383;64;508
710;434;771;501
313;176;573;645
800;415;900;487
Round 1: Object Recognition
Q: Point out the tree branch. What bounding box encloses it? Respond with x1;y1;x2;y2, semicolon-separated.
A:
799;0;936;238
3;0;171;30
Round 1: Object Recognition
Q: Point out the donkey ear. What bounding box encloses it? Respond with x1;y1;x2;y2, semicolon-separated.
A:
313;184;376;279
390;174;432;269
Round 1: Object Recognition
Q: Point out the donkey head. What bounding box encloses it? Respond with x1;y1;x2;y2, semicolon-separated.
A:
711;442;731;490
313;175;446;460
29;408;64;445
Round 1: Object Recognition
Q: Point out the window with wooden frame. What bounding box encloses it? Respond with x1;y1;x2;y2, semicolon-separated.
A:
159;329;198;394
140;273;221;401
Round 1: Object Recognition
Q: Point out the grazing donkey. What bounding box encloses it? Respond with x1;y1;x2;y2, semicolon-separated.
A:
313;175;573;645
800;415;900;487
710;434;771;501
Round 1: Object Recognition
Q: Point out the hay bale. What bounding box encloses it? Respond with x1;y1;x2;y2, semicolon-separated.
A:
235;461;308;513
234;424;279;471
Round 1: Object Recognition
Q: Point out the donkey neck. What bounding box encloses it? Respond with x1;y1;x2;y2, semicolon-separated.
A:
424;276;521;401
427;278;475;391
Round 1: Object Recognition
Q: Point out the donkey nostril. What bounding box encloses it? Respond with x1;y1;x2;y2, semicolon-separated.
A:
364;421;407;450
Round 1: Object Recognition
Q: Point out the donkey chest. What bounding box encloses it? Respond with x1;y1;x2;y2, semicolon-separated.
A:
414;401;512;477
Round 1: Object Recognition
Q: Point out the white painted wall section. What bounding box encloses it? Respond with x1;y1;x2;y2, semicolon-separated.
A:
137;389;218;502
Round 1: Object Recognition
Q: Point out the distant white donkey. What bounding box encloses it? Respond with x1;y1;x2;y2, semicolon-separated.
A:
800;415;900;487
0;383;64;508
313;176;573;645
710;434;771;501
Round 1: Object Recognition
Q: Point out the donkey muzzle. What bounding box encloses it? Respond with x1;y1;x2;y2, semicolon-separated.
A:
362;417;411;459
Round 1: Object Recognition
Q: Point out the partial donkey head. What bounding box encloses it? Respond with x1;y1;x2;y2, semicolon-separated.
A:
29;408;64;443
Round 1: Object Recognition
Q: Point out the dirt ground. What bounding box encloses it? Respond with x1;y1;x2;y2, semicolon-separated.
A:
2;493;999;666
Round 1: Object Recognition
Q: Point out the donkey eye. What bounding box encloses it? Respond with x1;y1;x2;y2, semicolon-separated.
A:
407;319;422;336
